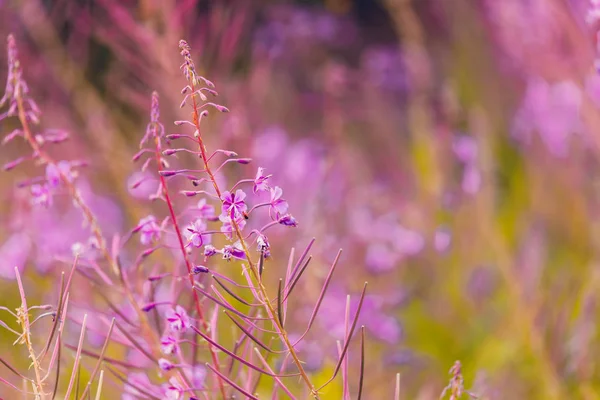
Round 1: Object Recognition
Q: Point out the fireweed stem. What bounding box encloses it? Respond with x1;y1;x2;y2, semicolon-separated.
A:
188;83;320;399
152;130;228;400
15;267;45;399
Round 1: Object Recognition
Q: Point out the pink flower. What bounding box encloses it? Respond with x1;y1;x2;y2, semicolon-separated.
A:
138;215;161;245
160;335;178;355
219;213;246;239
158;358;175;371
197;198;215;219
221;189;247;219
220;242;246;261
166;305;190;332
185;219;211;248
253;167;271;193
269;186;288;216
278;214;298;227
163;377;184;400
30;184;52;207
45;160;76;189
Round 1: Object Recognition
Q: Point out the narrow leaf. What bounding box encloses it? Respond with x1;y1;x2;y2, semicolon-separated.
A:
190;325;298;377
64;314;87;399
224;311;276;354
205;363;259;400
357;326;365;400
316;282;368;391
293;250;342;345
277;279;284;328
78;318;115;400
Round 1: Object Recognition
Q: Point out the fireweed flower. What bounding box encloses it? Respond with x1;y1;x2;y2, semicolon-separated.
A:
163;377;184;400
220;242;246;261
587;0;600;25
197;198;215;219
185;218;211;248
192;264;210;274
160;335;179;355
254;167;271;193
219;213;247;239
203;244;217;257
138;215;161;245
30;183;52;207
158;358;175;371
256;233;271;258
391;225;425;256
452;135;478;165
45;160;76;188
278;213;298;227
0;232;31;279
269;186;289;217
220;189;247;218
166;305;190;332
188;365;207;389
512;77;583;157
366;242;399;273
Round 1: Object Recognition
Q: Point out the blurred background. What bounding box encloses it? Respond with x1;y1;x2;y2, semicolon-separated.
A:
2;0;600;398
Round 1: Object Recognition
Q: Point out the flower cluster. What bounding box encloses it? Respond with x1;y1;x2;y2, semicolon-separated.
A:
0;35;377;400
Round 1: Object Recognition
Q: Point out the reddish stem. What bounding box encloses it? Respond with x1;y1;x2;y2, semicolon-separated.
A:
152;136;227;399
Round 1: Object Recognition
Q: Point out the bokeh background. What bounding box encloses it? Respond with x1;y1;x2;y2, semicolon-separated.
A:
2;0;600;399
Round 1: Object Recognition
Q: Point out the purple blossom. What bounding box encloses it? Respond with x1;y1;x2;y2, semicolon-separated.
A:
391;226;424;256
278;214;298;227
197;198;215;219
219;213;247;239
192;265;209;274
162;377;184;400
221;189;247;218
452;136;478;164
513;77;583;157
160;335;178;355
434;227;452;253
365;242;398;273
30;184;52;207
45;160;76;189
204;244;217;257
138;215;161;245
0;233;31;279
188;365;207;389
127;171;158;199
253;167;271;193
165;305;190;332
158;358;175;371
269;186;289;216
257;234;271;258
185;219;211;248
221;242;246;261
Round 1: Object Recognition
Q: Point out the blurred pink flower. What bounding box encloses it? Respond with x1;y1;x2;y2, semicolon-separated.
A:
127;171;158;199
0;232;31;279
513;77;583;157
